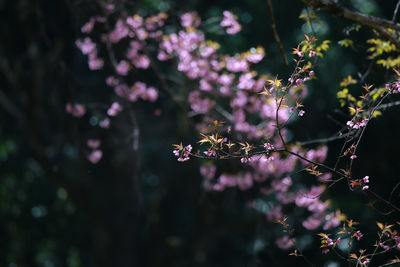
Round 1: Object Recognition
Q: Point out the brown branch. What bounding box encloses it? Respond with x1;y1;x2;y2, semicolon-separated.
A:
301;0;400;32
266;0;289;67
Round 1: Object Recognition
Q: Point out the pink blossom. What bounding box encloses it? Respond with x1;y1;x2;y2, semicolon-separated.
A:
323;212;341;230
76;37;96;55
87;139;101;149
263;142;275;151
221;11;242;34
88;54;104;70
81;18;95;33
302;214;324;230
99;118;110;129
200;79;212;91
347;120;354;127
132;55;150;69
188;91;215;113
218;74;235;86
107;102;123;117
66;102;86;118
225;56;249;72
297;51;304;57
109;19;130;43
354;230;363;240
276;236;294;250
309;51;316;57
180;12;201;28
246;53;264;64
116;60;130;76
362;185;369;191
200;164;217;179
271;177;292;192
237;173;253;190
322;248;329;254
295;78;303;86
298;110;305;116
204;150;216;157
379;242;390;250
126;14;143;29
106;76;119;87
350;154;357;159
145;87;158;102
306;146;328;163
87;150;103;164
238;72;255;90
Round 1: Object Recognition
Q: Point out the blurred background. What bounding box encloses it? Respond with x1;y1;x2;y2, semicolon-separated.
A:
1;0;400;266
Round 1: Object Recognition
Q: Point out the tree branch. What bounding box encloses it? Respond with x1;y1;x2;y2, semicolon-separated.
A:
301;0;400;32
266;0;289;67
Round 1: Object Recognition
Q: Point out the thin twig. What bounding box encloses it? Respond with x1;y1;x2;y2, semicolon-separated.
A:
393;0;400;22
266;0;289;67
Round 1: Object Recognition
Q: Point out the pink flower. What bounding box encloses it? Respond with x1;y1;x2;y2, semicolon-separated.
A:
220;11;242;35
363;176;369;183
109;19;130;43
87;139;101;149
237;173;253;190
180;12;201;28
99;118;110;128
87;150;102;164
200;164;217;179
200;79;212;91
218;74;235;86
126;14;143;29
309;51;316;57
302;214;324;230
347;120;354;127
361;258;370;265
66;102;86;118
132;55;150;69
263;142;274;151
362;185;369;191
379;242;390;250
116;60;130;76
238;73;255;90
298;110;305;116
81;18;95;33
276;236;294;250
107;102;123;117
106;76;119;87
204;150;216;157
145;87;158;102
323;212;341;230
354;230;363;240
297;51;304;57
295;78;303;86
246;52;264;64
240;157;248;163
350;154;357;159
174;143;192;162
76;38;96;55
88;54;104;70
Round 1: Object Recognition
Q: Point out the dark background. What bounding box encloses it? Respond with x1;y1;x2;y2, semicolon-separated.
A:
1;0;400;266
